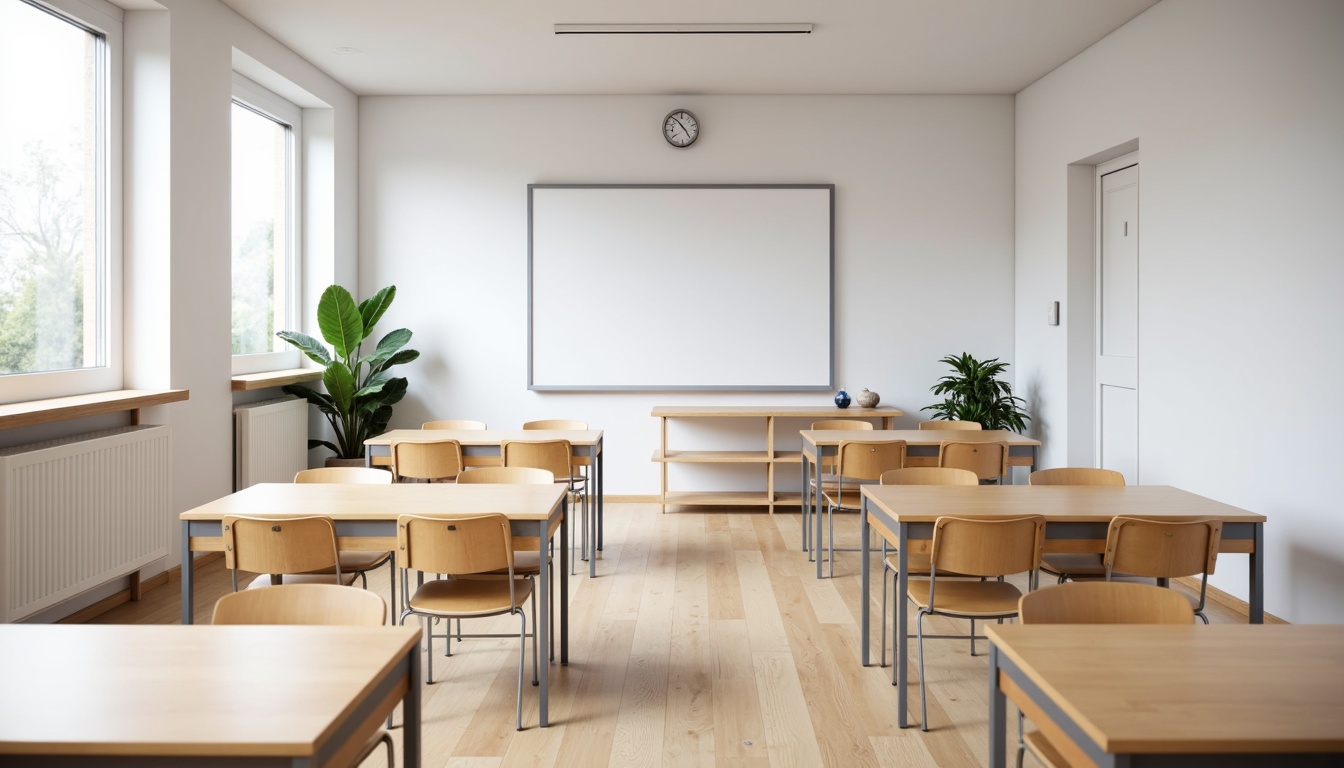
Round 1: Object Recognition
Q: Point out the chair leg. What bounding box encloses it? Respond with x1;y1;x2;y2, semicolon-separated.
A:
1015;710;1026;768
827;503;836;579
424;615;434;684
516;609;527;731
880;558;888;669
917;610;929;732
970;618;976;657
530;581;539;686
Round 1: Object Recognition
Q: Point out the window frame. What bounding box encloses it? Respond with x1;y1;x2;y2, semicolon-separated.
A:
230;72;301;375
0;0;123;404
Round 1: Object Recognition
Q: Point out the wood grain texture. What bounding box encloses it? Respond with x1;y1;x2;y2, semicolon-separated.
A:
0;388;188;431
230;369;321;391
93;502;1260;768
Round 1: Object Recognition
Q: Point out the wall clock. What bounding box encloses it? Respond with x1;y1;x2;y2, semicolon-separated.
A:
663;109;699;148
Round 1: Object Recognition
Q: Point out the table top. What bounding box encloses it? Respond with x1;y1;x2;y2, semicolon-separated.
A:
0;624;421;758
801;429;1041;447
181;482;568;522
987;624;1344;754
366;428;603;447
653;405;902;418
861;484;1265;524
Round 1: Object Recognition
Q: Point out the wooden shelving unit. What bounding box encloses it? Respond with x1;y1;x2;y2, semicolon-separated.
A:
652;405;901;513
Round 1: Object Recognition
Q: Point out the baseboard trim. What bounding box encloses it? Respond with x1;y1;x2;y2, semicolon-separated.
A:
62;552;224;625
1175;576;1287;624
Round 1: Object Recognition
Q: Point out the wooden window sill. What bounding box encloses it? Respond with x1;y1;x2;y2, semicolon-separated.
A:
231;368;322;392
0;389;190;431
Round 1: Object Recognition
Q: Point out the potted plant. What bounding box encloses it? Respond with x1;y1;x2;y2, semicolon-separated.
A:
923;352;1030;432
277;284;419;462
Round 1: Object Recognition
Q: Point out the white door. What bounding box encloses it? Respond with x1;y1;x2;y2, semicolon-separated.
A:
1096;158;1139;482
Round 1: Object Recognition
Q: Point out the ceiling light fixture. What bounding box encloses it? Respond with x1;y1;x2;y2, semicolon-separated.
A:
554;23;812;35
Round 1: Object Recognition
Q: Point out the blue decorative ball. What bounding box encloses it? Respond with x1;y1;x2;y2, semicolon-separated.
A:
834;389;851;408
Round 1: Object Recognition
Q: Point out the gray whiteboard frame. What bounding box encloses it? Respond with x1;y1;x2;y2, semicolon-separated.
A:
527;183;835;392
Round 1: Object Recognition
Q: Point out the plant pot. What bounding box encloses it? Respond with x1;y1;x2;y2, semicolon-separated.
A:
324;457;367;468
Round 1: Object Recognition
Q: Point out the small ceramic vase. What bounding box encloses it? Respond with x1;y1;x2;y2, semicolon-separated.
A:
856;388;880;408
834;388;851;408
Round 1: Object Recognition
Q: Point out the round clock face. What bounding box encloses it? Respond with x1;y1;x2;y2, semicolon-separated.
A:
663;109;699;147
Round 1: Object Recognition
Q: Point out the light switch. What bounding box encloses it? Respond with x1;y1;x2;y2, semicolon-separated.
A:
1047;301;1060;326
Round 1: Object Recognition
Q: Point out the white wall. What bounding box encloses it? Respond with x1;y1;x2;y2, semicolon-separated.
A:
359;95;1016;496
1015;0;1344;621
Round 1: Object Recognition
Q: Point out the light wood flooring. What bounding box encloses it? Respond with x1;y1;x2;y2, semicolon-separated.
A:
93;503;1241;768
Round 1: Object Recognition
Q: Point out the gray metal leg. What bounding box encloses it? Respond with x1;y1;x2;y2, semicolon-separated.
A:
596;444;604;551
180;522;194;625
537;517;550;726
989;645;1007;768
897;522;910;728
405;644;422;768
860;496;871;666
1250;522;1264;623
561;497;569;665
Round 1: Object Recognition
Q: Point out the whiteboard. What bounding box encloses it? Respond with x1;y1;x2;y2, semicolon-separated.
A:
528;184;833;391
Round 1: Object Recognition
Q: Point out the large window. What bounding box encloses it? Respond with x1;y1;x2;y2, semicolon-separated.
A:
231;74;299;373
0;0;119;398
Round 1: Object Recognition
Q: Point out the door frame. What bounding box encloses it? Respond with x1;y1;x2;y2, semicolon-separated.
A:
1093;152;1139;479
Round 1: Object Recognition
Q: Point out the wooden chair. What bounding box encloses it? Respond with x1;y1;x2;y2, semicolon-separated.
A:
502;438;587;574
293;467;396;613
391;439;464;483
1015;581;1193;768
522;419;587;431
938;440;1009;483
398;513;532;730
1105;516;1222;623
906;514;1045;731
1029;467;1126;583
803;419;875;555
877;467;979;671
421;419;487;430
919;419;982;430
819;439;906;578
211;584;393;766
221;515;357;592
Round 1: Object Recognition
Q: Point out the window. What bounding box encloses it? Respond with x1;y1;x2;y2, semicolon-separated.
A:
0;0;121;400
231;74;299;374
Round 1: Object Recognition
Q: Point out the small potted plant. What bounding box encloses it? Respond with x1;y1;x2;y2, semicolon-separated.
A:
277;284;419;463
924;352;1030;432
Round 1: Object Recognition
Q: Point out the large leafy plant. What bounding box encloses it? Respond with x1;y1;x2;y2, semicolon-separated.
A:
277;285;418;459
923;352;1031;432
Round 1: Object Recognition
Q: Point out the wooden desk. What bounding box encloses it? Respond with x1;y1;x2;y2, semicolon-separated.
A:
858;484;1267;729
801;429;1041;578
987;624;1344;767
365;428;606;577
180;482;568;727
0;624;422;767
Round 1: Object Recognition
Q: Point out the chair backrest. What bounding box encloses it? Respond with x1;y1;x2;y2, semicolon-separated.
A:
938;440;1009;481
397;513;512;576
294;467;393;485
222;515;340;577
456;466;555;485
836;440;907;481
421;419;487;430
1019;581;1195;625
1105;516;1222;579
929;515;1045;578
880;467;979;486
1028;467;1125;486
391;439;463;482
501;439;573;480
810;419;875;431
523;419;587;431
211;583;386;626
919;420;982;431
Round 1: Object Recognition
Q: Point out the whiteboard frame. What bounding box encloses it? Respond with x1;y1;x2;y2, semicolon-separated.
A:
527;183;835;392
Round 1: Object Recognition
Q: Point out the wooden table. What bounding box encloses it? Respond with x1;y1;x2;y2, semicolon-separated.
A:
365;428;606;577
180;482;568;727
858;484;1267;729
987;624;1344;767
801;429;1041;578
0;623;422;767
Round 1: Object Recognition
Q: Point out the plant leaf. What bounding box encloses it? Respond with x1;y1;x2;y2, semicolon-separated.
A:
361;328;411;367
323;361;357;415
317;285;364;361
275;331;332;367
358;285;396;336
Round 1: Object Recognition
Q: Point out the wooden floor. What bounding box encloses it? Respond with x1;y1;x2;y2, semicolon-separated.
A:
93;503;1242;768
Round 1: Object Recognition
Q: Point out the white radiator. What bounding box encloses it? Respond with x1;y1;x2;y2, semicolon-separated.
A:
0;425;171;623
234;396;309;490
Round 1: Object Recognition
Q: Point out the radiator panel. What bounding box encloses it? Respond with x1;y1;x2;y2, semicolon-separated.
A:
234;396;309;490
0;425;171;622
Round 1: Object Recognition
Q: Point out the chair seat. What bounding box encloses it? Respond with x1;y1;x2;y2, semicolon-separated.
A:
906;578;1024;617
1040;553;1106;577
245;572;359;589
408;576;533;617
1023;729;1071;768
885;552;934;575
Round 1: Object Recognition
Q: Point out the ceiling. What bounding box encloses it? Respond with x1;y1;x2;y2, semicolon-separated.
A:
218;0;1162;97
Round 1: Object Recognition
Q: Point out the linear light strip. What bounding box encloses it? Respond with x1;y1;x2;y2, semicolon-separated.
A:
554;23;812;35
